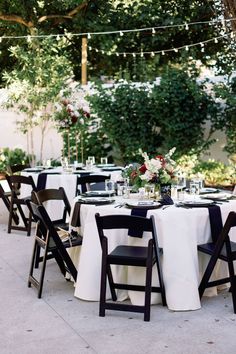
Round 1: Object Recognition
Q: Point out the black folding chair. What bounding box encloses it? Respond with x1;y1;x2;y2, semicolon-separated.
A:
6;174;37;236
32;187;71;231
95;213;166;321
198;211;236;313
76;174;110;195
27;202;82;298
0;183;19;225
7;163;30;175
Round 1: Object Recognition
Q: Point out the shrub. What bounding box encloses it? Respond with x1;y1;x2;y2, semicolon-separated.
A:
0;147;31;173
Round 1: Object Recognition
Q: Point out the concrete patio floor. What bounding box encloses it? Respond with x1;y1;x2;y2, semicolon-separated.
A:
0;203;236;354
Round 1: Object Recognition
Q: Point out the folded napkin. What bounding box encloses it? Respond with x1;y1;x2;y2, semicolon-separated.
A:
207;205;223;243
70;202;81;227
159;195;174;205
128;208;148;238
37;172;60;190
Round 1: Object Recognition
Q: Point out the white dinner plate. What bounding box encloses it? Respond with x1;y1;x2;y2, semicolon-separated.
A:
84;190;115;197
77;197;115;205
201;193;232;201
96;163;116;168
125;200;161;209
200;187;218;194
180;199;215;207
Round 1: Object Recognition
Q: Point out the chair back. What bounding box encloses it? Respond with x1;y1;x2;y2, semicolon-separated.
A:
76;174;110;194
7;164;30;175
219;211;236;246
6;174;37;193
95;213;160;251
32;187;71;225
29;202;64;249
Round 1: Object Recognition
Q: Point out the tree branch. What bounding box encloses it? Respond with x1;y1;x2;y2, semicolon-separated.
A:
0;14;33;28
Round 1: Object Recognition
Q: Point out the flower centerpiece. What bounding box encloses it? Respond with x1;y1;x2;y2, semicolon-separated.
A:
122;148;177;194
54;96;90;164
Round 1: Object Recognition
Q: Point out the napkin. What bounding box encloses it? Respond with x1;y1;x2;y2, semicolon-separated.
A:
159;195;174;205
128;208;148;238
70;202;81;227
208;205;223;243
37;172;60;190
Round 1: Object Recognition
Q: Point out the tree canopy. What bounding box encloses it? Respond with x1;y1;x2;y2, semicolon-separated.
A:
0;0;235;84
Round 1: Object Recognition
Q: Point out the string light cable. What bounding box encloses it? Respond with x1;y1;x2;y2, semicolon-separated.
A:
88;30;236;57
0;17;235;41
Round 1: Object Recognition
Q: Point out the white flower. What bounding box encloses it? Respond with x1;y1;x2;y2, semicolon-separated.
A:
139;170;154;181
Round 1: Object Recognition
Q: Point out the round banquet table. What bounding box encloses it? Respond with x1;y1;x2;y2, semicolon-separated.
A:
21;166;122;221
70;196;236;311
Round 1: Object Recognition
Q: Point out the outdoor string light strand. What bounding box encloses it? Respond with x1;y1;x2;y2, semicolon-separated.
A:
0;17;235;41
87;30;236;57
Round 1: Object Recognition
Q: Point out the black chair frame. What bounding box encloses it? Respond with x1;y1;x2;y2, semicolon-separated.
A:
0;183;19;225
95;213;166;321
6;174;37;236
76;174;110;195
32;187;71;231
27;202;82;298
198;211;236;313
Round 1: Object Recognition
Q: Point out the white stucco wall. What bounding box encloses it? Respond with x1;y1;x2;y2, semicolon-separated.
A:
0;108;229;164
0;109;63;161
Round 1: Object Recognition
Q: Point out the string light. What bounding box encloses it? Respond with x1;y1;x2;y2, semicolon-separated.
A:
152;28;156;34
0;17;235;41
88;30;235;57
27;35;31;43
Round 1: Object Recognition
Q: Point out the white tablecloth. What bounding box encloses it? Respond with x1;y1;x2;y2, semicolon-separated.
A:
21;167;122;221
71;197;236;311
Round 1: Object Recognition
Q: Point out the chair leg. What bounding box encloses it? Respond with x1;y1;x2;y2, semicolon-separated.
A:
37;245;49;298
155;253;166;306
227;259;236;313
107;264;117;301
7;200;14;233
26;212;32;236
28;239;38;288
99;243;108;317
199;251;220;298
144;248;153;322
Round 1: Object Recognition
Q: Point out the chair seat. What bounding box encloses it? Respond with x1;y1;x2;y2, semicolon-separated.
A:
108;245;155;266
52;233;83;250
198;241;236;261
53;221;70;231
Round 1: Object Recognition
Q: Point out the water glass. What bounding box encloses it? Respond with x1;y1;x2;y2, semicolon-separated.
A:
61;157;68;171
117;183;124;196
189;180;200;199
105;179;114;197
100;157;108;165
138;187;146;199
85;159;93;170
88;156;95;165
